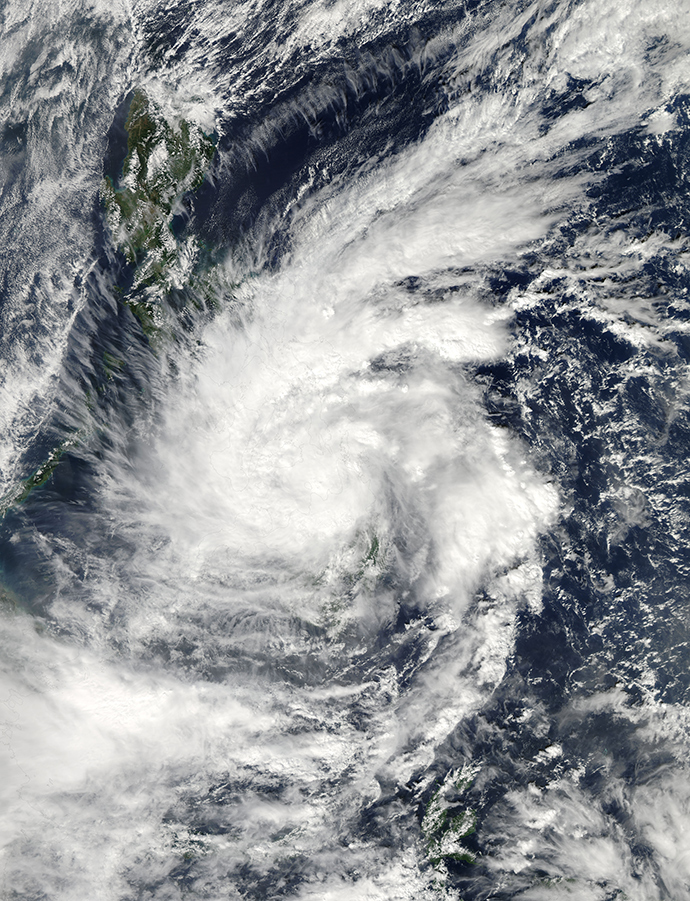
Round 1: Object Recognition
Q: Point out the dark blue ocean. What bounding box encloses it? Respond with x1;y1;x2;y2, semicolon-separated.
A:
1;0;690;898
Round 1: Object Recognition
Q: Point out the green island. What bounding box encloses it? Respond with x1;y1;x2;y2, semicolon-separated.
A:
318;528;388;630
100;88;217;336
422;765;478;868
0;430;89;520
0;90;217;520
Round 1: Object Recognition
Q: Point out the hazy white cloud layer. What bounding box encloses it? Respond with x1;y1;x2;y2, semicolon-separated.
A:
0;0;138;496
1;0;689;897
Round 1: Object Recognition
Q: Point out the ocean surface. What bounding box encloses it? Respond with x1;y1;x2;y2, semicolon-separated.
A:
1;0;690;898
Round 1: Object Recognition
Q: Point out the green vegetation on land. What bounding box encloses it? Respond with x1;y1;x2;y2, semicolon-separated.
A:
0;90;218;523
422;764;479;868
0;431;88;519
101;88;216;335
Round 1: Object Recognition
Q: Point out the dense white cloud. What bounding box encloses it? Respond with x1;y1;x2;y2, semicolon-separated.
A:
1;0;689;896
